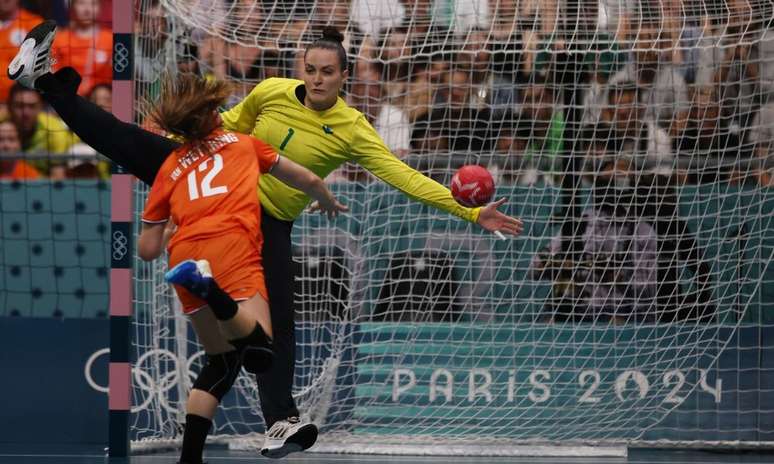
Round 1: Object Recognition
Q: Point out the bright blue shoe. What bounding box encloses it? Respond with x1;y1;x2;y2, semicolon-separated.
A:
165;259;213;298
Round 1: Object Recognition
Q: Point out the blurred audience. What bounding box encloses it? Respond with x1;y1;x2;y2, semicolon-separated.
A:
348;68;410;157
6;83;76;178
52;0;112;96
60;83;112;179
88;82;111;112
601;81;672;174
351;0;404;39
1;0;773;188
0;0;44;102
606;26;690;135
517;81;565;180
0;119;39;179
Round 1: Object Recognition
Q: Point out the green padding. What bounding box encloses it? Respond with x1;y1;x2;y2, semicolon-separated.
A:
0;180;110;318
2;181;773;321
299;182;774;323
352;323;728;439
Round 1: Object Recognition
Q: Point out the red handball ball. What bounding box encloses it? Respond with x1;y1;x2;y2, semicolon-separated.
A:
451;165;495;207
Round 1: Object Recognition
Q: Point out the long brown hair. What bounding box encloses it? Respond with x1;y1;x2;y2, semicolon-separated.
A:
149;74;232;141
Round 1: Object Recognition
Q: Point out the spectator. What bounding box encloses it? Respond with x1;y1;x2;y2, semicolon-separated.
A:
745;101;774;187
488;0;517;40
376;26;413;100
607;25;690;134
432;0;489;35
632;174;715;322
62;82;112;178
134;0;167;87
601;81;672;174
712;37;765;133
313;0;350;33
351;0;404;39
493;114;539;185
225;45;286;98
580;35;627;126
400;0;438;39
88;82;110;112
579;122;621;177
0;0;44;101
529;165;659;323
530;168;714;323
0;119;39;179
412;70;482;153
348;68;410;156
7;83;76;178
52;0;112;96
458;27;494;109
221;1;264;86
754;16;774;99
517;81;565;180
673;87;742;183
597;0;634;39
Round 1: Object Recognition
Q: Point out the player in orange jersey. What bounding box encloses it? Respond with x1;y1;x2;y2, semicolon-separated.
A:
136;74;347;464
52;0;111;96
0;1;43;101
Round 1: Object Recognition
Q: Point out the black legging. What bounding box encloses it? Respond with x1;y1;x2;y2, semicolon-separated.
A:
40;72;299;427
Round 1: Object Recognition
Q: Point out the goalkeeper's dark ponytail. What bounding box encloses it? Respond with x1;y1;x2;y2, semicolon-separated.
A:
306;26;348;72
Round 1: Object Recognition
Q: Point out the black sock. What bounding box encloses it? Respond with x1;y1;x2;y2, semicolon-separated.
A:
203;281;238;321
180;414;211;464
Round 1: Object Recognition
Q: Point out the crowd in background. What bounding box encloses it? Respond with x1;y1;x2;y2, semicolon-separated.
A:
0;0;112;180
2;0;774;188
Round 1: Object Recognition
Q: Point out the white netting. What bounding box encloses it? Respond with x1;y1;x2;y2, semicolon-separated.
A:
131;0;774;455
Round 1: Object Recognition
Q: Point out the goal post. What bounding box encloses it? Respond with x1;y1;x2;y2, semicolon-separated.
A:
129;0;774;455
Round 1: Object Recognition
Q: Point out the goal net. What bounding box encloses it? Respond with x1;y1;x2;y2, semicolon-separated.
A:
130;0;774;455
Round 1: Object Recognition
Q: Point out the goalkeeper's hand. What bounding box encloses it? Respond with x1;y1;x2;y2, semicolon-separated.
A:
308;199;350;220
477;198;523;237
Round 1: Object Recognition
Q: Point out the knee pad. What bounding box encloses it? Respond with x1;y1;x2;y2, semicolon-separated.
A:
192;350;241;402
230;324;274;375
240;344;274;375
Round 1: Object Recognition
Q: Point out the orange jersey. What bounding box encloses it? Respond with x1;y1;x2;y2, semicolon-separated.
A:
0;9;45;101
142;130;279;251
0;159;40;179
52;27;112;95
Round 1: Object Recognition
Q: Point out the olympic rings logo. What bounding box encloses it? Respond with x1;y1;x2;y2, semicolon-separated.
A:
84;348;207;415
113;42;130;74
112;230;128;261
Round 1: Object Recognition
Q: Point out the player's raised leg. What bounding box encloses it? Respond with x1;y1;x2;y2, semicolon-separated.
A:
166;259;274;374
7;21;177;185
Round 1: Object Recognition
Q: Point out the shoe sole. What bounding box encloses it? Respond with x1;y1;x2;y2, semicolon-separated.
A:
260;424;318;459
7;20;56;82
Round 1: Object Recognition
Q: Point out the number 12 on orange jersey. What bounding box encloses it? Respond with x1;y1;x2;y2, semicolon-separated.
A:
187;154;228;201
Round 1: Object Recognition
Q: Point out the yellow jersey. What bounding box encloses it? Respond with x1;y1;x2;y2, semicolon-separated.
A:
220;78;481;223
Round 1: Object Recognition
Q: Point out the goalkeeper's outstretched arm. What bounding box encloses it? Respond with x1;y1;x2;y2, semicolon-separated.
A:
350;116;523;237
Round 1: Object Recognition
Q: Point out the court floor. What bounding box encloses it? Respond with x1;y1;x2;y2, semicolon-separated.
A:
1;445;774;464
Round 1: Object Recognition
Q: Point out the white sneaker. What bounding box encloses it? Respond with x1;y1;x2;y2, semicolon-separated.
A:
7;20;57;89
260;417;318;459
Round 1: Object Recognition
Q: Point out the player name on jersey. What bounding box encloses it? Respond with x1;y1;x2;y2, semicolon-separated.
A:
169;133;239;181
